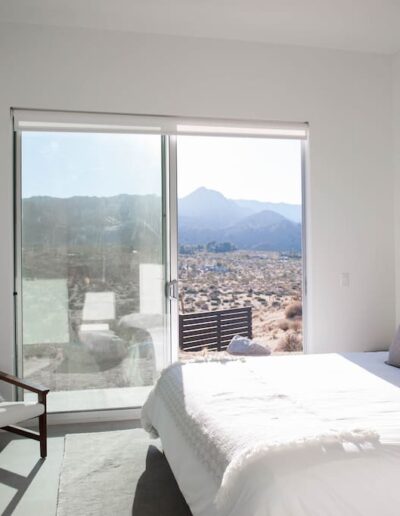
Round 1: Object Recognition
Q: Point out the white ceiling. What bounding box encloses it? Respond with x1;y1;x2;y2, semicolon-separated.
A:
1;0;400;55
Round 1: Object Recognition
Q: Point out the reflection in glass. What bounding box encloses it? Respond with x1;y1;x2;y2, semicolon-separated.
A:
20;132;165;410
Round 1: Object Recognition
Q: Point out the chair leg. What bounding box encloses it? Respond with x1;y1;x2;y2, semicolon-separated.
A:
39;412;47;458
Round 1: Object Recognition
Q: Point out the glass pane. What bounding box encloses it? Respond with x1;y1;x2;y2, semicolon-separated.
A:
20;131;167;411
177;136;303;358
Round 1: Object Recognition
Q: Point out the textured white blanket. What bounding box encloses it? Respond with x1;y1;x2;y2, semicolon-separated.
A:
142;353;400;516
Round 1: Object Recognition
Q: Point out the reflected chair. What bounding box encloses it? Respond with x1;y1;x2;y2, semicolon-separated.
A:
0;371;49;458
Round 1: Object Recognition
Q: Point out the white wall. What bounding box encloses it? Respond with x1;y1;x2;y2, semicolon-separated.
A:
393;53;400;326
0;22;395;382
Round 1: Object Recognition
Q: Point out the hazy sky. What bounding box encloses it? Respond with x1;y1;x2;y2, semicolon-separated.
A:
22;132;162;199
178;136;302;204
22;132;302;204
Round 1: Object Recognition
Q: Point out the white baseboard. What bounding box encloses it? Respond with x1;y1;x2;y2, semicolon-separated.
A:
47;407;142;425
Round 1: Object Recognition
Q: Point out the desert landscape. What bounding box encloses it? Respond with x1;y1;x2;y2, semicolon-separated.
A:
178;250;303;354
20;188;303;394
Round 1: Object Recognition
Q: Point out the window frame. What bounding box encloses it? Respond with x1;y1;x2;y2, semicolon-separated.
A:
13;109;309;420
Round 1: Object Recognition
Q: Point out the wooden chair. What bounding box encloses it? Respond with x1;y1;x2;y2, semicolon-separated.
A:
0;371;49;458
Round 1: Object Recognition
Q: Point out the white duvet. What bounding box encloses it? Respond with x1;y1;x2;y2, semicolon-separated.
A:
141;352;400;516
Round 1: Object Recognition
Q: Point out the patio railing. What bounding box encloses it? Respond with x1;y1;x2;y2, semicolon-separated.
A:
179;306;252;352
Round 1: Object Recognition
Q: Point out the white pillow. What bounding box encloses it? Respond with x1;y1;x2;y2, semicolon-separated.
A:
387;326;400;368
227;335;271;356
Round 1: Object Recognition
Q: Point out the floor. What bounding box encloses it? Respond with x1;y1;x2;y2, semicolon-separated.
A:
0;420;168;516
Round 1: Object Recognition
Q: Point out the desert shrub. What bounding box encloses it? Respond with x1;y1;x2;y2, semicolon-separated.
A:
276;331;302;352
278;319;290;331
285;301;302;319
289;320;302;331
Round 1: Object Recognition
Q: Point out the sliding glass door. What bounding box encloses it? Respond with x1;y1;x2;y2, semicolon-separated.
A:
14;111;307;413
16;129;172;411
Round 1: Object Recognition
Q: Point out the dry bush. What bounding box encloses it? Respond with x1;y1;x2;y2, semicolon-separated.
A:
289;320;302;331
276;331;302;352
285;301;302;319
278;319;290;331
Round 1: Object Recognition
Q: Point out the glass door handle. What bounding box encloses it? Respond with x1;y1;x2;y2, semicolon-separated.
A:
167;279;178;299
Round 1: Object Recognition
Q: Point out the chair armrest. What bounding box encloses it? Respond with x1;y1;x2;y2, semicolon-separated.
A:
0;371;49;396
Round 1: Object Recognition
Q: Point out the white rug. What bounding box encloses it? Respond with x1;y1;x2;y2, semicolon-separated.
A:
56;429;191;516
57;429;152;516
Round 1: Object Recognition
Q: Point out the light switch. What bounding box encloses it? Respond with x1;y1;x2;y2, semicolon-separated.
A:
340;272;350;287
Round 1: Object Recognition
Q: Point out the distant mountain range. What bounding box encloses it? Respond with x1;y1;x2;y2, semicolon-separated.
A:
22;194;162;262
235;198;302;224
178;187;302;252
22;188;302;255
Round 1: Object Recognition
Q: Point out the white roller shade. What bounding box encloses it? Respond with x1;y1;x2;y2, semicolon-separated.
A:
12;109;308;139
176;121;307;139
12;110;168;134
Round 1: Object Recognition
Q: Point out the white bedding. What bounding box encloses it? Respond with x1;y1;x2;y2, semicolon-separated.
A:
141;352;400;516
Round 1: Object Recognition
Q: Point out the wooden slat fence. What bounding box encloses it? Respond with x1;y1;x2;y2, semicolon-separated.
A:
179;306;252;352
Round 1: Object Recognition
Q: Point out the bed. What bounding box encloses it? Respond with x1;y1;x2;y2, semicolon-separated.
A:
141;352;400;516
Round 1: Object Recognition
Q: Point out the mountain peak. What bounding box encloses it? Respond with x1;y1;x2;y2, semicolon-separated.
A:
178;187;302;251
184;187;227;201
179;187;248;229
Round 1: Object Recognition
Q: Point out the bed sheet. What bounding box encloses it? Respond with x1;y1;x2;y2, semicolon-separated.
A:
142;352;400;516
